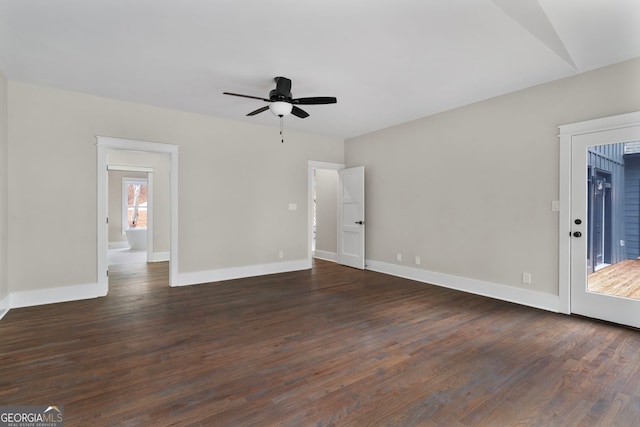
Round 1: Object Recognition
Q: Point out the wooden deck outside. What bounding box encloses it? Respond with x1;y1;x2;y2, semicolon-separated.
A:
588;259;640;299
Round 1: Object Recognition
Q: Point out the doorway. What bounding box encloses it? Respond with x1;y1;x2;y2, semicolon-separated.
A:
107;167;153;266
97;137;179;295
308;161;343;263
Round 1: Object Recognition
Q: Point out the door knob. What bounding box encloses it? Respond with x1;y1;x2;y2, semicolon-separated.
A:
355;221;364;225
573;231;582;238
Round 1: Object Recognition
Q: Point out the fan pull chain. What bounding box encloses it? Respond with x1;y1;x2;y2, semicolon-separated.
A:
280;116;284;143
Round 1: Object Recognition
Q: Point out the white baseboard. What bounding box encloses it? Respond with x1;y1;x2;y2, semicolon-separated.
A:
313;250;338;262
366;260;561;313
10;283;101;309
2;259;560;317
151;252;170;262
0;293;9;320
175;258;312;287
109;241;129;249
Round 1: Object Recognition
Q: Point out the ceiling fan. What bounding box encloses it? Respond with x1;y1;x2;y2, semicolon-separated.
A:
223;76;337;119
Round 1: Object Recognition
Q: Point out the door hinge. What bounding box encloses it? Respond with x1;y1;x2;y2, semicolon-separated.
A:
106;270;109;277
106;217;109;224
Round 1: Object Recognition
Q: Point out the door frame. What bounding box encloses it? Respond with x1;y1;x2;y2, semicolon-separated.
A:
97;136;179;295
558;111;640;315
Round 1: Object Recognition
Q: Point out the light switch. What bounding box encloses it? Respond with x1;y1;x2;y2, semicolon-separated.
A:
288;203;297;211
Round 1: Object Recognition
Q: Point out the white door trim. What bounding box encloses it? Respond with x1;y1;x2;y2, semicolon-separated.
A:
558;111;640;315
108;164;154;173
308;161;345;264
97;136;179;294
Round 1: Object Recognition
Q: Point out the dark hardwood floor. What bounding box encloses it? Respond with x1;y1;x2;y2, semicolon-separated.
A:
1;260;639;426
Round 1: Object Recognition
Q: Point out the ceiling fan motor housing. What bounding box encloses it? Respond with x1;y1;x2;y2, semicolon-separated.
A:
269;89;291;101
270;76;292;101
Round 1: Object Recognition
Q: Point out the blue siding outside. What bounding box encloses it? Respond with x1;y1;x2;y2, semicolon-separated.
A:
624;154;640;260
588;143;626;267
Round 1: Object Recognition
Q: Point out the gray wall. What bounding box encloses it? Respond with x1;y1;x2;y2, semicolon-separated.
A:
0;70;7;311
7;81;344;294
315;168;338;257
345;58;640;297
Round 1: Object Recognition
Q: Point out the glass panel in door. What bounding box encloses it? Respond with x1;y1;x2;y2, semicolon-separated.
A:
570;125;640;328
587;142;640;300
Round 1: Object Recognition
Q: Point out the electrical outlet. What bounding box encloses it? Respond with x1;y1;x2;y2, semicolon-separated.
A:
522;272;532;284
415;256;421;265
278;250;284;259
396;253;402;262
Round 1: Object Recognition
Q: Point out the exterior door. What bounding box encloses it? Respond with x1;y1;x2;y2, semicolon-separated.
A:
338;166;365;269
570;125;640;328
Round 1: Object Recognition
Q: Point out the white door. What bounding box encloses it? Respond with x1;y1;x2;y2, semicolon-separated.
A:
570;125;640;328
338;166;365;269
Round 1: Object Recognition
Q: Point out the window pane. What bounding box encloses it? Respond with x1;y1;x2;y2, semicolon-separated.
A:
126;182;148;228
127;207;148;228
127;183;148;206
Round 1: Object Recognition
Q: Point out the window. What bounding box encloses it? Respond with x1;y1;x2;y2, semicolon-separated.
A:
122;178;148;232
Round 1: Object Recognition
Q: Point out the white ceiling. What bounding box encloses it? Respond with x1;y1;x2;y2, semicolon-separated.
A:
0;0;639;139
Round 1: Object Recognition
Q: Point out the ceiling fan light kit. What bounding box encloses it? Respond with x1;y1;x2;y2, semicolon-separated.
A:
270;101;293;117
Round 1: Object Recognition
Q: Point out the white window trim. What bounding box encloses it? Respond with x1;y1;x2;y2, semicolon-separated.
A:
122;177;148;233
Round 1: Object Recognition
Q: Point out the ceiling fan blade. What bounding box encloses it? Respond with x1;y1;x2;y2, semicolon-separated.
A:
291;106;309;119
291;97;337;105
223;92;271;102
246;106;270;116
